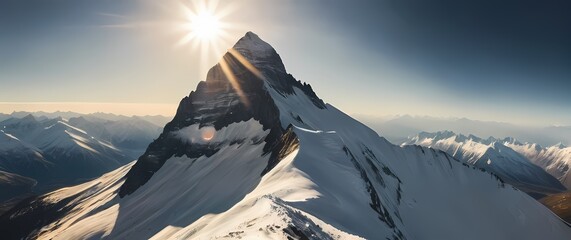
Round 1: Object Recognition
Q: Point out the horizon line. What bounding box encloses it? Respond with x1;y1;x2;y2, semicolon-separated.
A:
0;102;177;117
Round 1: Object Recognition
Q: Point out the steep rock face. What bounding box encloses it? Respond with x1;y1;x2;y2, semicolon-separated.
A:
403;131;566;197
2;32;571;240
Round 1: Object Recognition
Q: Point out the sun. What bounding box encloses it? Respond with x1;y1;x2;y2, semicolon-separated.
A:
189;11;221;41
175;0;255;108
176;0;239;76
177;0;236;52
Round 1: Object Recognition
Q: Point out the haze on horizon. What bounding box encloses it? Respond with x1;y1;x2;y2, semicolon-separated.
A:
1;0;569;126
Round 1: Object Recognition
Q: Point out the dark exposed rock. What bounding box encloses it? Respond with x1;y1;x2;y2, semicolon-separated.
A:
262;125;300;175
283;225;310;240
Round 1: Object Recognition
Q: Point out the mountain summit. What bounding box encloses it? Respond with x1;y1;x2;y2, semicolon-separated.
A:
233;31;281;61
2;32;570;240
118;31;322;197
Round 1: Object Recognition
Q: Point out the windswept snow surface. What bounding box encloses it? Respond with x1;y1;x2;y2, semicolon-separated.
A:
4;32;571;240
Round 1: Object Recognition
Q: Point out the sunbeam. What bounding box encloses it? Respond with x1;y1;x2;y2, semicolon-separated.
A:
228;49;265;81
219;56;251;108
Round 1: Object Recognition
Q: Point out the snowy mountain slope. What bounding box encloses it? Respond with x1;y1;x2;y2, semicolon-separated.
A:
31;120;131;185
0;129;50;182
505;140;571;189
2;32;571;240
403;131;565;197
68;116;162;158
0;116;131;191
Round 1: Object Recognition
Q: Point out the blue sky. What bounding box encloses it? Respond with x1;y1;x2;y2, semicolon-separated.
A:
1;0;569;125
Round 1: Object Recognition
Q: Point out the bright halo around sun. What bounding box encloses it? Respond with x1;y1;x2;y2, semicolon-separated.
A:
177;0;236;55
190;12;221;41
177;0;238;76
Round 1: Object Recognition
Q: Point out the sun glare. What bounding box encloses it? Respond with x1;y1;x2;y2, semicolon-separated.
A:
177;0;235;53
190;12;221;41
175;0;260;109
176;0;240;79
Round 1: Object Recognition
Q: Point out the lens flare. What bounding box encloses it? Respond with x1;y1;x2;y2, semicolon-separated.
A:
201;126;216;141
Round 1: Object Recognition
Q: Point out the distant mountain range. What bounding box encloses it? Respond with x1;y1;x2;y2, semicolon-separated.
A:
404;131;570;198
0;111;171;127
504;140;571;189
357;115;571;147
0;113;165;204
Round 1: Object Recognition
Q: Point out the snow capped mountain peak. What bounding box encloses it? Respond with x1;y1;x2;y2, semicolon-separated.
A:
119;32;313;197
414;130;455;141
232;31;277;59
235;31;270;49
224;31;290;80
411;131;539;151
413;130;487;145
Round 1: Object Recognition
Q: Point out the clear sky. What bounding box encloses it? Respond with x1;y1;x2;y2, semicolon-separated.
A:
1;0;569;125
